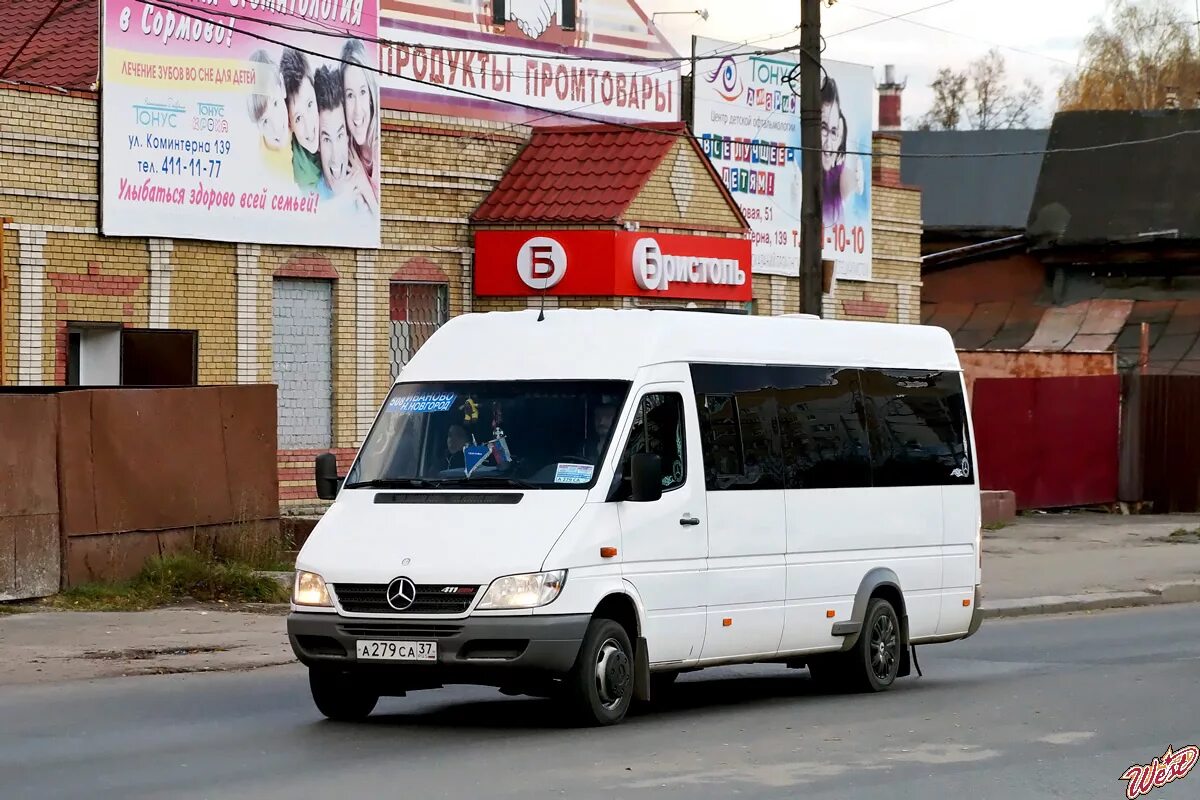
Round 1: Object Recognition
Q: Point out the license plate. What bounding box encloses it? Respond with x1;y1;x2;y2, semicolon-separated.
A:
355;640;437;662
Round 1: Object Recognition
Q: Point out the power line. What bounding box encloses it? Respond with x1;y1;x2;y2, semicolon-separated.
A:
839;1;1078;69
121;0;1200;162
825;0;963;39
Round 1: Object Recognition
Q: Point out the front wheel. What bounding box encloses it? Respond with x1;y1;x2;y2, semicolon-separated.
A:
564;618;635;726
309;668;379;721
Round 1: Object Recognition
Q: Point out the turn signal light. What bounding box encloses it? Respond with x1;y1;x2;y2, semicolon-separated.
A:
722;618;732;627
826;609;836;618
963;598;971;607
600;547;618;559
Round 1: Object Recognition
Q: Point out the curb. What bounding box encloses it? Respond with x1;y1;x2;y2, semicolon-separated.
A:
980;582;1200;619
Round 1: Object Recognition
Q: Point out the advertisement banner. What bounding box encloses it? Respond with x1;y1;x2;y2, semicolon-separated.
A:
474;229;752;303
691;36;873;279
101;0;381;248
378;0;682;125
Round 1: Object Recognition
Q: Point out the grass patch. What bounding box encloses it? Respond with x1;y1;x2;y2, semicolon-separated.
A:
1167;528;1200;543
51;554;289;611
983;521;1010;531
0;603;27;615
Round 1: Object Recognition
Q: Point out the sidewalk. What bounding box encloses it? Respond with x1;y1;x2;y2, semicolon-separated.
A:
2;513;1199;686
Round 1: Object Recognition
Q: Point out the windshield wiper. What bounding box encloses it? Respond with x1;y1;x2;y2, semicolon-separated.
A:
342;477;441;490
435;476;539;490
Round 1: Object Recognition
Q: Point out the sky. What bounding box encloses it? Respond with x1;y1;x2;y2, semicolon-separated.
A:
639;0;1175;128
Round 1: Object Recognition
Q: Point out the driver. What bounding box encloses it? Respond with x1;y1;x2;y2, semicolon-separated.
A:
587;403;617;462
445;423;469;470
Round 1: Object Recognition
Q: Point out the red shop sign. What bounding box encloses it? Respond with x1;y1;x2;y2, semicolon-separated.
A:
474;230;752;303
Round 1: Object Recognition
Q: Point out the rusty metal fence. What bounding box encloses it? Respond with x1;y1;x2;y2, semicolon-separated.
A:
1121;374;1200;513
0;385;279;597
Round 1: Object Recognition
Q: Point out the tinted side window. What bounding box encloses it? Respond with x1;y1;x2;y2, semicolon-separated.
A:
776;367;872;489
620;393;687;491
861;369;973;487
692;365;785;491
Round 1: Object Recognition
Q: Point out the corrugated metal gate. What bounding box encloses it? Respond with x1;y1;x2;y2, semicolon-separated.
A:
1122;375;1200;513
971;375;1120;510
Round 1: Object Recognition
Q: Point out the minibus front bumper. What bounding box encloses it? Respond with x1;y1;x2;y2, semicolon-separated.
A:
287;611;591;679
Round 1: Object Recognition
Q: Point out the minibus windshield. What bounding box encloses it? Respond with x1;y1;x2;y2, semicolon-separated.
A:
344;380;632;490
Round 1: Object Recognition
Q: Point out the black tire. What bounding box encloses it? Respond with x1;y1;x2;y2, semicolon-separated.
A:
309;668;379;721
843;598;903;693
564;617;635;726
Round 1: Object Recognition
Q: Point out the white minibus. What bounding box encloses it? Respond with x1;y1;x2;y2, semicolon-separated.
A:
287;308;982;726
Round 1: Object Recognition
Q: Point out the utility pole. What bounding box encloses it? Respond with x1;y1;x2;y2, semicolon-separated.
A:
799;0;823;316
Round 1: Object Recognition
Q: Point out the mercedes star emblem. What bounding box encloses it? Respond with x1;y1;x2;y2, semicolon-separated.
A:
386;577;417;611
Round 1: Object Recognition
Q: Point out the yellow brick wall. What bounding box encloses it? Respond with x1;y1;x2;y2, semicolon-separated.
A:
625;139;744;231
170;241;237;384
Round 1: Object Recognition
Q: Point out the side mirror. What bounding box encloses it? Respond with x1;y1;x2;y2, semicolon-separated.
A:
315;453;342;500
629;453;663;503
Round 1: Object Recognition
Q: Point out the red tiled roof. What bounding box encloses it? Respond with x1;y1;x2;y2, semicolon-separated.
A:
1;0;98;91
472;121;746;226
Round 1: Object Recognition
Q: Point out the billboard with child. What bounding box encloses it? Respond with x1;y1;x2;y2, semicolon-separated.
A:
100;0;381;248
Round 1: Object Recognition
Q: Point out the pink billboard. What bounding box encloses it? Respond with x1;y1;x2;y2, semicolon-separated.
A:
101;0;381;247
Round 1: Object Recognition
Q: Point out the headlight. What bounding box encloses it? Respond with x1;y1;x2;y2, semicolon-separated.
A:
477;571;567;610
293;571;332;607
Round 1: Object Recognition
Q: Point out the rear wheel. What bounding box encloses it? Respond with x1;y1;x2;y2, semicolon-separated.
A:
309;668;379;721
564;618;634;726
808;598;903;694
844;598;902;692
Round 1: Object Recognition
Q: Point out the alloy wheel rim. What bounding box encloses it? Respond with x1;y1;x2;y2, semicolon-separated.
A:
870;612;898;681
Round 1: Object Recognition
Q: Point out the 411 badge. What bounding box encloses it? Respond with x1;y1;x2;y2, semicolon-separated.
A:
1119;744;1198;799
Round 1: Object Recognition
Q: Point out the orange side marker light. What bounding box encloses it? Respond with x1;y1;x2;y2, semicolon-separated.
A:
600;547;618;559
963;598;971;607
722;618;732;627
826;610;836;618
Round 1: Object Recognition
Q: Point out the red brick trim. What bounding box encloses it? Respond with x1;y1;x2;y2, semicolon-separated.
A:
274;255;339;279
277;447;357;501
871;165;921;192
48;262;144;297
54;322;68;385
842;292;891;318
392;257;448;283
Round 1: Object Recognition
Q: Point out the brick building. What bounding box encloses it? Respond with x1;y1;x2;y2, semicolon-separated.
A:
0;1;923;512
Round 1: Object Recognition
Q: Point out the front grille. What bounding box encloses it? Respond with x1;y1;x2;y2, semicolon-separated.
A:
332;583;479;615
337;621;464;638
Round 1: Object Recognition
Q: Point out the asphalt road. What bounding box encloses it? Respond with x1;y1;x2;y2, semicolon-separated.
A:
2;605;1199;800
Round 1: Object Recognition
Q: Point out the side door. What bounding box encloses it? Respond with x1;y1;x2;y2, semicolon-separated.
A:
616;385;709;667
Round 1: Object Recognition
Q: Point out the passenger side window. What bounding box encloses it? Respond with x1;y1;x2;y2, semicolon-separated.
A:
695;380;785;491
776;367;873;489
861;369;973;487
619;393;687;491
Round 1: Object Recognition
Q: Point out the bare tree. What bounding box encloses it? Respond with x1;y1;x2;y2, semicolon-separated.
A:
917;49;1044;130
917;68;968;130
1058;0;1200;110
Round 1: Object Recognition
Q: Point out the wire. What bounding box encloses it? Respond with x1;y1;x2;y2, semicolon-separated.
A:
824;0;963;39
839;1;1078;69
116;0;1200;161
0;0;66;79
144;0;802;66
